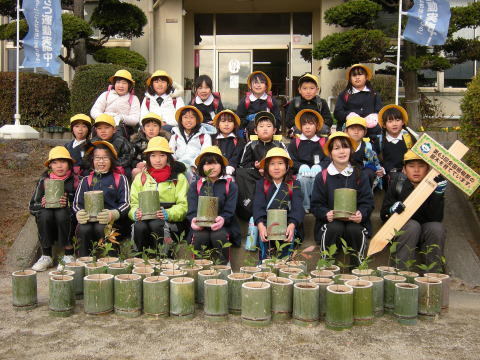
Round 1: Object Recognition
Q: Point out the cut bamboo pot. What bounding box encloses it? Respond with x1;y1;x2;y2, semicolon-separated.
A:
170;277;195;319
138;190;161;220
289;274;312;284
351;269;374;277
241;281;271;327
240;266;261;275
333;188;357;220
279;267;303;279
114;274;142;318
143;276;169;318
84;274;114;315
384;275;407;314
85;262;107;276
415;277;442;320
377;266;397;277
44;179;64;208
319;265;341;274
345;279;374;326
360;276;384;317
325;284;354;331
310;277;334;320
197;270;219;305
336;274;358;285
211;265;232;281
286;260;307;274
160;269;187;281
273;263;288;276
310;269;335;279
157;263;179;271
12;270;37;310
397;271;419;284
49;275;75;317
133;267;156;280
227;273;253;315
254;272;276;282
180;265;203;301
293;282;319;327
204;279;229;322
196;196;218;227
124;257;145;266
266;209;287;240
107;262;130;276
48;270;75;277
84;190;104;222
394;283;419;325
194;259;213;270
64;262;85;300
424;273;450;312
77;256;94;264
267;276;293;322
98;257;119;265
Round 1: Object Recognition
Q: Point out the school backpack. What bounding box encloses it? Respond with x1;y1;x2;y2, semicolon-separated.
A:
377;131;414;153
262;179;294;200
342;89;377;103
190;92;221;112
244;91;274;111
196;177;232;196
293;95;323;113
174;133;205;146
87;171;121;189
106;85;135;105
294;136;326;150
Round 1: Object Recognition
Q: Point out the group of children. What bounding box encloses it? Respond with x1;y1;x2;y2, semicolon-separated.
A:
29;65;447;273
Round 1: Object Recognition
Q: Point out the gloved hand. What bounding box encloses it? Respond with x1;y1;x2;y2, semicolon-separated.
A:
346;112;360;120
76;209;89;224
434;177;448;194
246;113;256;122
211;216;225;231
365;113;379;128
298;164;310;176
113;115;124;126
97;209;120;224
311;165;322;176
161;208;169;221
226;166;235;176
389;201;405;215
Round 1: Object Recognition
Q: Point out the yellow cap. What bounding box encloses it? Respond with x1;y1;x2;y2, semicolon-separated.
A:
194;146;228;167
347;64;372;81
175;105;204;124
403;150;423;163
299;73;320;88
85;140;118;160
109;69;135;85
94;114;115;127
146;70;173;87
44;146;74;167
378;104;409;127
70;114;92;129
141;112;163;127
259;147;294;169
212;109;241;128
323;131;356;157
295;109;324;131
144;136;173;154
247;71;272;92
345;116;367;130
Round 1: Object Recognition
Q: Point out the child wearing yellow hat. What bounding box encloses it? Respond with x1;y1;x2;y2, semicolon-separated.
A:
65;114;92;176
380;150;447;272
190;75;224;124
29;147;79;271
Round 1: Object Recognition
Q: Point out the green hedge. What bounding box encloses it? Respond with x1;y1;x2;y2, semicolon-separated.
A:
93;47;147;71
70;63;149;116
0;72;70;127
460;74;480;213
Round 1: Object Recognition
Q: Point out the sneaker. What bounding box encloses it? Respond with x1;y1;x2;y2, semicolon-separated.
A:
57;255;75;270
32;255;53;272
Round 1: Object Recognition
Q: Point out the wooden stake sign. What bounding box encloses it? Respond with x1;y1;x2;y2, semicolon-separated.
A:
367;135;480;256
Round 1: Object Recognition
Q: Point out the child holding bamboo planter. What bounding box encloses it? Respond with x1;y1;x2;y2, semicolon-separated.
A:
310;132;374;263
30;147;79;271
73;141;130;256
252;148;304;261
129;136;188;252
186;146;241;264
65;114;92;177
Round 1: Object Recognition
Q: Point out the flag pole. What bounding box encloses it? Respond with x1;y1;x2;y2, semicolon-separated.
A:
15;0;21;125
395;0;403;106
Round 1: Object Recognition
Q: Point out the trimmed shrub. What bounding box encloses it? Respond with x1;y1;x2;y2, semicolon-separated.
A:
70;63;149;116
0;72;70;127
93;47;147;71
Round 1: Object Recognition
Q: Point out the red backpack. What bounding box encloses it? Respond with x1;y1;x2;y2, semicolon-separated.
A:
87;171;121;189
196;177;232;196
245;91;274;111
263;179;294;200
106;85;135;105
145;96;177;110
294;137;326;150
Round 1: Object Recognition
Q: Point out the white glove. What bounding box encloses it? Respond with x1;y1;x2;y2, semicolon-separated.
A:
76;210;89;224
365;113;378;128
298;164;310;176
226;166;235;175
346;112;359;120
113;115;124;126
311;165;322;176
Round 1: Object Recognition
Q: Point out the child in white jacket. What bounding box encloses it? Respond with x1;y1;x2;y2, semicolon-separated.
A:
90;69;141;138
141;70;185;131
169;106;216;183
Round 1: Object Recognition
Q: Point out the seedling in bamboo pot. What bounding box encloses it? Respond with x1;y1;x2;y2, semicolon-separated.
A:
424;271;450;312
241;281;272;327
315;244;340;274
204;279;229;322
64;237;86;299
114;274;142;318
293;282;320;327
44;179;64;208
170;277;195;319
310;277;334;320
333;188;356;220
143;275;170;318
84;273;114;315
49;274;75;317
345;279;374;326
266;186;294;241
325;284;354;330
196;170;219;227
227;273;253;315
414;276;442;320
267;276;293;321
12;258;37;310
394;282;419;325
351;252;374;277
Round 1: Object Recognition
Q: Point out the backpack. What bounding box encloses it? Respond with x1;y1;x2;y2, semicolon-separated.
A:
190;92;221;112
106;85;135;105
321;168;360;186
146;96;177;111
343;89;377;103
377;131;414;153
294;136;326;149
248;135;283;153
196;177;232;196
87;171;121;189
293;95;323;113
245;91;274;111
263;179;294;200
174;133;205;146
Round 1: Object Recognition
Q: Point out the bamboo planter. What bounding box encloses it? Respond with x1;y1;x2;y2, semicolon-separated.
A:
394;283;419;325
267;277;293;321
78;256;94;264
289;274;312;284
49;275;75;317
352;269;374;277
424;273;450;312
108;262;131;276
377;266;397;277
160;269;187;281
196;196;218;227
64;262;85;299
319;265;341;274
310;277;334;320
336;274;358;285
114;274;142;318
286;261;307;274
333;188;357;220
254;272;276;282
241;281;271;327
415;277;442;320
124;257;145;266
12;270;37;310
273;263;288;276
266;209;287;240
293;282;319;327
143;276;169;318
310;269;335;279
157;263;179;271
98;257;119;265
44;179;64;208
170;277;195;319
204;279;229;322
279;267;303;278
133;267;156;280
48;270;75;277
227;273;253;315
84;190;104;222
85;262;108;276
240;266;261;275
138;190;161;220
345;279;374;326
180;265;203;300
84;274;114;315
384;275;407;314
211;265;232;281
326;284;354;330
397;271;419;284
197;270;219;305
360;276;384;317
194;259;213;270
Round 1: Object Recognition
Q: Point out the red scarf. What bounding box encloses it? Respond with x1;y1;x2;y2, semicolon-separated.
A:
49;170;72;181
148;166;171;183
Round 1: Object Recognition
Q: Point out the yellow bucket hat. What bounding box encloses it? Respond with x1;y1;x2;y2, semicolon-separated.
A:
141;112;163;127
259;147;294;169
175;105;204;125
194;146;228;167
247;71;272;92
146;70;173;87
94;114;115;128
345;116;367;130
378;104;409;128
44;146;74;167
109;69;135;85
144;136;173;154
70;114;92;129
299;73;320;88
212;109;241;128
295;109;324;131
403;150;423;163
347;64;372;81
85;140;118;160
323;131;356;157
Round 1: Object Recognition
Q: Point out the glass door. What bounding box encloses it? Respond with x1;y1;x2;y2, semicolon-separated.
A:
217;51;252;110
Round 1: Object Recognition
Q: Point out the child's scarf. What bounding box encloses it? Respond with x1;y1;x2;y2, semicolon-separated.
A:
148;166;171;183
49;170;72;181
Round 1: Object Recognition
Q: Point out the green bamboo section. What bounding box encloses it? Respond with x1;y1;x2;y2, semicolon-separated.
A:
289;274;312;284
273;264;288;276
279;267;303;279
180;265;203;301
48;270;75;277
397;271;419;284
360;276;384;317
259;264;275;273
310;277;334;320
394;283;419;325
85;262;107;276
98;257;119;265
227;273;253;315
293;282;319;327
310;270;334;279
143;276;169;317
44;179;64;208
65;262;85;299
266;209;287;240
336;274;358;285
84;274;114;315
138;190;161;220
424;273;450;312
333;188;357;219
49;275;75;317
254;272;276;282
133;267;156;280
267;277;293;321
286;261;307;274
211;265;232;281
325;284;354;330
170;277;195;319
194;259;213;270
197;270;219;304
345;280;374;326
240;266;261;275
196;196;218;227
377;266;397;278
78;256;94;264
351;269;374;277
124;257;144;266
415;277;442;320
12;270;37;310
107;263;131;276
204;279;229;322
384;275;406;314
241;281;271;327
84;190;104;221
319;265;341;274
114;274;142;318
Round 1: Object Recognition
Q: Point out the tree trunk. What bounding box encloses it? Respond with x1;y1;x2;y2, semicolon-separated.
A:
403;41;422;130
73;0;87;68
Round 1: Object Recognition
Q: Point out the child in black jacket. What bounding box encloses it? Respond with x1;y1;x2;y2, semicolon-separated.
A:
190;75;224;124
310;132;374;263
64;114;92;177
